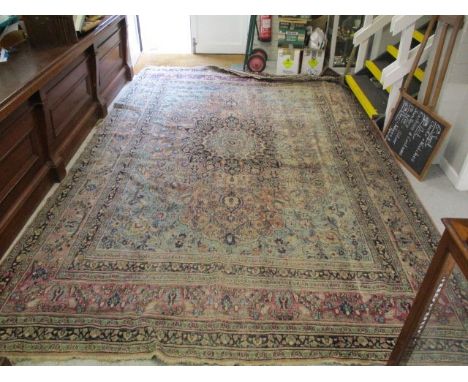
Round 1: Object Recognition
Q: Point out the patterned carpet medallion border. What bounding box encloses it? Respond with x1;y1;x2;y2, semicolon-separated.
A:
0;67;466;365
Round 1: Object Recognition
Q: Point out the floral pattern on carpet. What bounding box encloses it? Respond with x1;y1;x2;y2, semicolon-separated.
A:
0;67;466;365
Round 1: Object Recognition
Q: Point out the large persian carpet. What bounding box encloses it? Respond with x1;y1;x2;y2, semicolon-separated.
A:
0;67;466;365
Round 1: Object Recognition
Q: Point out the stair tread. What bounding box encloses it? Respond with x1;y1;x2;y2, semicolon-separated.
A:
415;21;430;40
387;44;399;59
351;74;388;115
385;45;425;81
362;58;422;101
393;38;422;51
372;58;393;71
413;29;425;43
379;50;427;71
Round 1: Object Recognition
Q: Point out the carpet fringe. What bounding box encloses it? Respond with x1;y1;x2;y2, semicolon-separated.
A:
3;349;386;366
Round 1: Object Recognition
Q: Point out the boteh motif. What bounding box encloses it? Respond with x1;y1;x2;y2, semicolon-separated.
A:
0;67;466;365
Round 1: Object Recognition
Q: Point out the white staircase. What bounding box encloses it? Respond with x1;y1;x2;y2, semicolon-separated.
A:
345;15;433;130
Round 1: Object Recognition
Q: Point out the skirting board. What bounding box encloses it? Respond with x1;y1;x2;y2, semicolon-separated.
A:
440;154;468;191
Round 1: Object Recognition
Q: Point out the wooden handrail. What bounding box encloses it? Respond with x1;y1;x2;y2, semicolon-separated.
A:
390;15;423;35
353;15;392;45
381;34;434;88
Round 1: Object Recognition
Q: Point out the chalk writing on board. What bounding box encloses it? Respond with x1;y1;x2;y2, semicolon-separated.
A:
385;97;446;175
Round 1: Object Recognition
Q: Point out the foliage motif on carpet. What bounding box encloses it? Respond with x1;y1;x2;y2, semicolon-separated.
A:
0;67;466;364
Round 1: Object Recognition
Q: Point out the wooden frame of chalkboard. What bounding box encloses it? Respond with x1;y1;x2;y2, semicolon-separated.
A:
383;92;451;180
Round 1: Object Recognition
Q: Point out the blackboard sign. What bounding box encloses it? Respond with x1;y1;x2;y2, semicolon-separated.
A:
384;93;451;180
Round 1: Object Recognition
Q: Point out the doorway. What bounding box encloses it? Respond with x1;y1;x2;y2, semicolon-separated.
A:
138;15;249;54
134;15;246;73
138;14;192;53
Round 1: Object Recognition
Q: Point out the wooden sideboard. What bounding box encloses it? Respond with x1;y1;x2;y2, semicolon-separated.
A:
0;15;133;258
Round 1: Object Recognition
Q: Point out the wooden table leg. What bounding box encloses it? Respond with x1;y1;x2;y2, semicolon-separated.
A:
387;230;455;365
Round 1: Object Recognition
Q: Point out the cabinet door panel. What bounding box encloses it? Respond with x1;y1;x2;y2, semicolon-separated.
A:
43;55;94;139
40;52;99;167
98;30;125;91
98;28;121;57
0;136;37;200
49;74;92;137
46;57;89;107
0;106;43;204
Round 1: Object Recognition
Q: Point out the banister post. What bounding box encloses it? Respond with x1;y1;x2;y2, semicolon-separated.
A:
354;15;374;73
384;22;416;123
381;35;434;89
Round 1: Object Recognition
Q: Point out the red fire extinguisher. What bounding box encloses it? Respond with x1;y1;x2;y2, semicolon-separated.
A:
258;16;272;42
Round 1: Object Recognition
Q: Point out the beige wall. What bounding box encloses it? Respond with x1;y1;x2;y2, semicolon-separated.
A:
420;16;468;190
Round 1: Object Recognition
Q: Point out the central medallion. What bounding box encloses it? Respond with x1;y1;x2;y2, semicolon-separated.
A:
222;191;242;212
183;114;280;175
204;128;261;159
179;114;285;248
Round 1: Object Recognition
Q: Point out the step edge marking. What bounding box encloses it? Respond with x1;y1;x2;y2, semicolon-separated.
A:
345;74;378;119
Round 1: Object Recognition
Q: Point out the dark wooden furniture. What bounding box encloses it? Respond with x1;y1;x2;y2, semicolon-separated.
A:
0;15;133;258
388;218;468;365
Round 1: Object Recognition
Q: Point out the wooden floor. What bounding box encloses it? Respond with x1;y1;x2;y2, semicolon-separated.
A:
134;53;244;74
